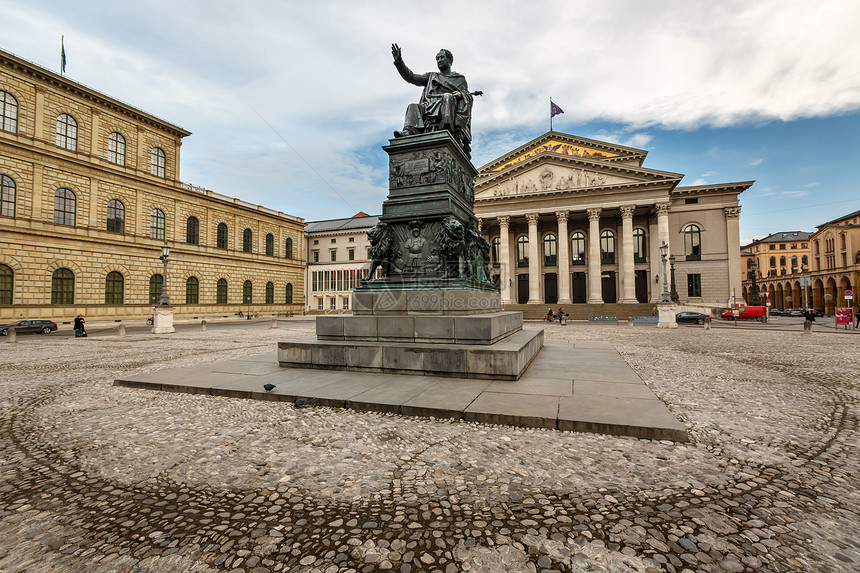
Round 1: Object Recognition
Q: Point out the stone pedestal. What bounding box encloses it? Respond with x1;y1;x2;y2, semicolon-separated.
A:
279;131;543;380
656;303;678;329
151;305;175;334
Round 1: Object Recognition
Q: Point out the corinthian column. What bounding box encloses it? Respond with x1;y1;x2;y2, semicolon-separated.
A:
725;206;742;305
556;211;571;304
620;205;638;303
656;202;671;257
498;216;512;304
587;208;603;304
526;213;541;304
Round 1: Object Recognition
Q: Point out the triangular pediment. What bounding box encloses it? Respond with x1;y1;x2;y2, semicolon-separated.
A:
475;153;683;201
477;131;649;175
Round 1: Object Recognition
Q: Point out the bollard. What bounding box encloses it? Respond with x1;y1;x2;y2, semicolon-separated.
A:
704;315;712;330
200;319;207;332
803;319;812;333
271;317;278;329
5;327;15;343
627;316;634;327
117;323;126;336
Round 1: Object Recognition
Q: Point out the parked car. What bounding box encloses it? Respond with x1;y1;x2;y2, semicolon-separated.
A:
675;311;710;325
720;306;768;322
810;309;824;317
787;308;805;317
769;308;786;316
0;319;58;335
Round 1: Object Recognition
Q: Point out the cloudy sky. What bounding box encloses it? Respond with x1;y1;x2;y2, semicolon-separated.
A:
2;0;859;244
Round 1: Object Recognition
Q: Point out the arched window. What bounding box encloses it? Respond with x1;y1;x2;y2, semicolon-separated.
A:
243;280;253;304
790;255;797;268
265;233;274;256
243;229;253;253
801;255;808;267
0;91;18;133
571;232;586;265
54;188;76;226
186;216;199;245
683;224;701;261
150;147;166;177
217;223;228;249
51;268;74;305
543;234;557;266
108;132;126;165
265;281;274;304
285;283;293;304
491;237;500;267
186;276;199;304
217;278;228;304
285;237;293;259
105;271;124;304
107;199;125;233
780;256;786;266
600;230;615;264
56;114;77;151
770;256;776;268
150;209;165;240
1;174;15;217
149;274;163;304
633;228;647;262
516;236;528;267
841;234;846;249
0;264;12;304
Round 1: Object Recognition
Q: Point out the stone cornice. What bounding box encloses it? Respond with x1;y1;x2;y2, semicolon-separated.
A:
1;49;192;139
672;181;755;196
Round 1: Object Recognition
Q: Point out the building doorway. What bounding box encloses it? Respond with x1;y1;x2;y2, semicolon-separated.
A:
635;270;648;303
572;272;586;303
544;273;557;304
517;274;529;304
601;271;617;303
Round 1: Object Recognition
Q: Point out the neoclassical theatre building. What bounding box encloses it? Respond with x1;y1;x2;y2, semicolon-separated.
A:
0;49;305;322
474;132;753;316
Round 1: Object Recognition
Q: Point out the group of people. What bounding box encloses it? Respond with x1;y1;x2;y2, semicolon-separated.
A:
545;307;567;323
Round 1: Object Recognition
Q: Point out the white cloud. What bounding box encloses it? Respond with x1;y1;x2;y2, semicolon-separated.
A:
2;0;858;219
750;158;764;166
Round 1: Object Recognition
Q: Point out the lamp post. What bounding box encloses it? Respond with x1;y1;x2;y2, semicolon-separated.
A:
656;240;678;328
669;254;679;303
659;241;672;303
158;240;170;306
748;260;761;305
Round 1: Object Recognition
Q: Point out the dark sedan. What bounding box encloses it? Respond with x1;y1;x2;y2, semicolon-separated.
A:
675;312;710;325
0;319;58;335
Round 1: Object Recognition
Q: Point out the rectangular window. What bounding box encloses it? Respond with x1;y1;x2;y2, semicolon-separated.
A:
769;244;775;250
330;297;336;310
312;251;319;263
343;297;349;310
687;273;702;298
313;239;319;245
348;248;355;261
779;244;786;250
791;244;797;249
317;297;323;310
312;271;317;292
349;237;355;242
331;238;336;243
330;250;337;262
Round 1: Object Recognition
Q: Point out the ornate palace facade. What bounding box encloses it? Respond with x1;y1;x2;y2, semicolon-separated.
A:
0;49;305;322
474;133;752;310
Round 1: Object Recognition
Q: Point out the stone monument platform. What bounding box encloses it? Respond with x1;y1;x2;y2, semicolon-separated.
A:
114;339;687;442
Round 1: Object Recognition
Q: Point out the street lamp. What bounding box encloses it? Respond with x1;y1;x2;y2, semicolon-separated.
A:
669;254;679;302
158;240;171;306
659;241;672;303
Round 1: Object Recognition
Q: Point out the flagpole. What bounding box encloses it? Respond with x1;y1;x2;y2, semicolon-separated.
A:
550;97;553;132
60;35;64;76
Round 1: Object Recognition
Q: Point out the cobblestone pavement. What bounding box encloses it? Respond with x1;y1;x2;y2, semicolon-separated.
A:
0;324;857;573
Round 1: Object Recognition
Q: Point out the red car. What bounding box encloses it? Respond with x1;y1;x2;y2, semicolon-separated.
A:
721;306;767;322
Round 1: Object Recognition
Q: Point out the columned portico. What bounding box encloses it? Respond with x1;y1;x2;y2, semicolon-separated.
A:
587;208;603;304
620;205;638;303
526;213;541;304
556;211;571;304
498;216;512;304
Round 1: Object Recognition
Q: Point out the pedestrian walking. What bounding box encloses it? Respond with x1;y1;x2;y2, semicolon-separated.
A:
855;307;859;329
73;314;87;337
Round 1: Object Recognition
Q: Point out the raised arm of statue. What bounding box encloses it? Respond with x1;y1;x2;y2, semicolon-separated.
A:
391;43;429;87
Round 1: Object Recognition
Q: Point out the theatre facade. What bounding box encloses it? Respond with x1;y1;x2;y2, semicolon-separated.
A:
474;132;753;315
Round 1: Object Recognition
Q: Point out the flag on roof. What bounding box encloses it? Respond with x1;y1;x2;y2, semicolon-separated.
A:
61;36;67;75
551;101;564;117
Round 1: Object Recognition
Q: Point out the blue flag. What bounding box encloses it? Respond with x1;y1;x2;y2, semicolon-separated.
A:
551;101;564;117
61;37;66;74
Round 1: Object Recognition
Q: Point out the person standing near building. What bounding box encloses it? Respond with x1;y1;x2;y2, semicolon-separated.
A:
855;307;859;329
74;314;86;337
